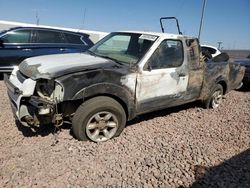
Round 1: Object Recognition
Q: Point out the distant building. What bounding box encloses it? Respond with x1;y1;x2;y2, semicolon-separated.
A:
0;20;108;43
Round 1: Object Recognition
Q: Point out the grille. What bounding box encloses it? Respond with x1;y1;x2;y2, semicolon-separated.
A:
16;71;28;83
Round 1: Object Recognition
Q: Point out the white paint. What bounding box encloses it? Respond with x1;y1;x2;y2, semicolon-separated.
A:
8;67;36;119
120;73;137;93
20;53;109;76
136;68;188;102
9;67;37;96
139;34;157;41
135;36;189;102
53;83;64;102
122;30;188;39
201;44;221;57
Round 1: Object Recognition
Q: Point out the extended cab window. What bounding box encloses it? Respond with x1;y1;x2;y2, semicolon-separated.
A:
148;40;183;70
35;30;62;43
1;30;31;43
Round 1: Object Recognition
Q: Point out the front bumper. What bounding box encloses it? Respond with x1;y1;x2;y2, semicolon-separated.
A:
4;70;37;125
5;69;60;126
4;73;23;95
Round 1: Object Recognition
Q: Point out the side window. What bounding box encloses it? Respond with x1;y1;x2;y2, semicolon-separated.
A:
35;30;62;43
1;30;31;43
148;40;183;69
63;33;86;45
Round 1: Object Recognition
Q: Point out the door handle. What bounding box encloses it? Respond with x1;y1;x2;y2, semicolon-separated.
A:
178;72;186;77
60;48;66;52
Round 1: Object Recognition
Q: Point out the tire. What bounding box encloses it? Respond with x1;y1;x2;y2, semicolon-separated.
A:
203;84;223;109
72;96;126;142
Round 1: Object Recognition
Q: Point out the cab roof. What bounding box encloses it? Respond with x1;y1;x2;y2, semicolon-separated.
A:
118;31;193;39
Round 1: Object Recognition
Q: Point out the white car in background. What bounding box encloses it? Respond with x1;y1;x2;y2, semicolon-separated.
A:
201;45;221;58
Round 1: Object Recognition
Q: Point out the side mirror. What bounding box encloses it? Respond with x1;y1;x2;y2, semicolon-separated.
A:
144;63;152;72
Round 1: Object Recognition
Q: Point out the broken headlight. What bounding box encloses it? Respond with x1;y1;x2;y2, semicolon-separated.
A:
36;79;54;98
36;79;64;101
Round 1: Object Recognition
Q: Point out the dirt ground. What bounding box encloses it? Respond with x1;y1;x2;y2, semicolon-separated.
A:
0;80;249;188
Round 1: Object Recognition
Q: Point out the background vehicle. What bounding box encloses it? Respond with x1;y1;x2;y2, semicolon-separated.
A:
201;45;249;84
235;59;250;84
0;27;94;73
201;45;221;60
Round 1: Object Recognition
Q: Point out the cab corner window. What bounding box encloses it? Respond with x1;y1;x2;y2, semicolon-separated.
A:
148;40;183;70
2;30;31;43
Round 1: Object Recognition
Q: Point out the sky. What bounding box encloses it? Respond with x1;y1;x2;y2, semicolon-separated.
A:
0;0;249;49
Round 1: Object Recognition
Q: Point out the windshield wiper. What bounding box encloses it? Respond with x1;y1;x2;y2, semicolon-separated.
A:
87;51;124;65
97;55;124;65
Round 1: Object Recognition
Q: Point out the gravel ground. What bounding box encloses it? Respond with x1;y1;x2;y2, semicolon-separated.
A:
0;80;249;188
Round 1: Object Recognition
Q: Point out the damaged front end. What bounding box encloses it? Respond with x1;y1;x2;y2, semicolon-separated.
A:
5;68;64;127
24;79;64;127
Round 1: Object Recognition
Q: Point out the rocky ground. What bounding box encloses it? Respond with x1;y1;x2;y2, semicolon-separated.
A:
0;80;249;188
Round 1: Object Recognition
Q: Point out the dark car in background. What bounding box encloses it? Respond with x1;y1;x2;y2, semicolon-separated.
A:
0;27;94;73
235;58;250;84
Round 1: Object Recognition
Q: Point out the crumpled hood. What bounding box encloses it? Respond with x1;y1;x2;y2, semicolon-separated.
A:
19;53;114;79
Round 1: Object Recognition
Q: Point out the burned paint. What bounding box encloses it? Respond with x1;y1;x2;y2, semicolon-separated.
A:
55;63;137;120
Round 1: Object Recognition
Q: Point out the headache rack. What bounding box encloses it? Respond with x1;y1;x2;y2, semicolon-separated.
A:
160;17;182;35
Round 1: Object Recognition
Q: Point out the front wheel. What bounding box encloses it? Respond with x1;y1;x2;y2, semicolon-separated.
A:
72;96;126;142
203;84;223;109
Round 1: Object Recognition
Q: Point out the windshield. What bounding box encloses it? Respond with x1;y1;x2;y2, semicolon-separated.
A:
88;32;157;64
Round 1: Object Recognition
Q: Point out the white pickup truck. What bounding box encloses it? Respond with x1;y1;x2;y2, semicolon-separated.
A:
5;27;245;142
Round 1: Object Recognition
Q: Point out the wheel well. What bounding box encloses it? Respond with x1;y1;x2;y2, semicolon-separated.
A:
84;94;129;120
217;81;227;94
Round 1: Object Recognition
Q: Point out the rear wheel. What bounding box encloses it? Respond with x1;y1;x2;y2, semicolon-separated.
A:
72;96;126;142
203;84;223;109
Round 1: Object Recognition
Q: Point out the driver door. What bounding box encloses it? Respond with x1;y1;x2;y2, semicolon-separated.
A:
136;39;189;113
